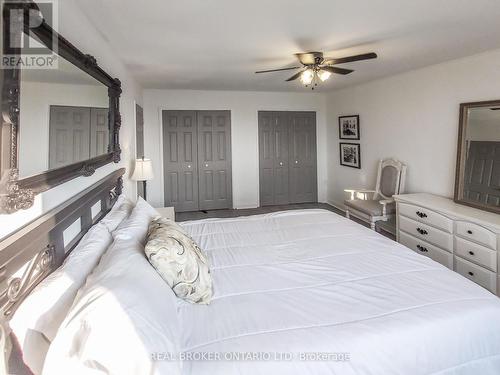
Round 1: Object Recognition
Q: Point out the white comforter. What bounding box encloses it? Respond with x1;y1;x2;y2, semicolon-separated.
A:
179;209;500;374
45;209;500;374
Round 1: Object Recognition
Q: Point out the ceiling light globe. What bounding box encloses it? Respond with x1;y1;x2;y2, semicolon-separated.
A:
318;70;332;82
300;69;314;85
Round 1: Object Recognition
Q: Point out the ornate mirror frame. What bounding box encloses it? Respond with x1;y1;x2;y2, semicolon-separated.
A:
0;0;122;214
454;100;500;215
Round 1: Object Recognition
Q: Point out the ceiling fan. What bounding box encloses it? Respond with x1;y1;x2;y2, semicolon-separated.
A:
255;51;377;89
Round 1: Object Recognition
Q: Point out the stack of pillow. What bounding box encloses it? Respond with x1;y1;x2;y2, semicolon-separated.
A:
42;197;212;374
11;195;212;375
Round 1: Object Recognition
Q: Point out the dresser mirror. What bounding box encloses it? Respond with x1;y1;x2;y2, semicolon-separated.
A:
455;100;500;214
0;0;122;214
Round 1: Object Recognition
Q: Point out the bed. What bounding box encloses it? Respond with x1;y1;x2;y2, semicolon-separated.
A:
178;210;500;374
2;172;500;374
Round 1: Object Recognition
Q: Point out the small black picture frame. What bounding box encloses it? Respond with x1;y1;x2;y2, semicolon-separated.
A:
338;115;360;140
340;143;361;169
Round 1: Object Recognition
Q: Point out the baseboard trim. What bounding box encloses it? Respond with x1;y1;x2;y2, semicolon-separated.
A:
327;200;346;213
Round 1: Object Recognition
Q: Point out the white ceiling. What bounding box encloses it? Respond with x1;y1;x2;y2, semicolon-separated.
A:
75;0;500;92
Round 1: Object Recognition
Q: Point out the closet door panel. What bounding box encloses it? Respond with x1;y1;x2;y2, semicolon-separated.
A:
49;106;91;169
197;111;232;210
90;107;109;157
259;112;276;206
289;112;317;203
273;112;290;205
464;141;500;205
163;110;199;212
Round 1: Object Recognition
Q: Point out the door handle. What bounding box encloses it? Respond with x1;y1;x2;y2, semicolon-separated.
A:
187;165;192;169
279;162;283;166
205;163;209;168
295;160;298;164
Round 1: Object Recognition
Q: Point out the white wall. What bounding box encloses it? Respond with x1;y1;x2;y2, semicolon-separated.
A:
143;89;327;209
326;48;500;209
0;0;142;240
19;81;108;177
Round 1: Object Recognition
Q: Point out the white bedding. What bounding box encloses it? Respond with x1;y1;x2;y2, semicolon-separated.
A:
179;209;500;374
46;209;500;374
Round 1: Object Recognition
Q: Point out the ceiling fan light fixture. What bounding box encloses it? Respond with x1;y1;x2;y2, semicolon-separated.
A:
300;69;314;85
255;51;377;89
318;70;332;82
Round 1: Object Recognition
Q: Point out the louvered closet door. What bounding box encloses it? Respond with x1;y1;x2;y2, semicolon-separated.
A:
197;111;232;210
163;111;199;212
289;112;318;203
259;111;290;206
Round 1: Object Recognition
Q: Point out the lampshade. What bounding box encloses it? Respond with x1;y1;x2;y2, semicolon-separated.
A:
131;158;154;181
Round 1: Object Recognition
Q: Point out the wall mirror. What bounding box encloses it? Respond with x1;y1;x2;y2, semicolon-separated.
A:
0;0;122;214
455;100;500;214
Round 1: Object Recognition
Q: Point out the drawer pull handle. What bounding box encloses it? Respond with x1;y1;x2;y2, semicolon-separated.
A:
468;251;475;256
468;271;474;277
416;228;428;235
416;244;428;253
416;211;428;218
467;230;473;235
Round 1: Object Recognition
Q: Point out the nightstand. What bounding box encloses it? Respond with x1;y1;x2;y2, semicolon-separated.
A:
154;207;176;221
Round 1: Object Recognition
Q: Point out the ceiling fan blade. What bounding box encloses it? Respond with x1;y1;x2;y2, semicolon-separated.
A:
320;66;354;75
324;52;377;65
286;70;305;82
295;52;323;65
255;66;301;74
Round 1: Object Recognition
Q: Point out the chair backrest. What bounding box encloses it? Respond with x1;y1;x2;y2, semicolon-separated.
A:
374;158;407;200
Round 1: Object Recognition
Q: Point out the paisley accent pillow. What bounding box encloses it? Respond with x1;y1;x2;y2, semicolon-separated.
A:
144;218;212;304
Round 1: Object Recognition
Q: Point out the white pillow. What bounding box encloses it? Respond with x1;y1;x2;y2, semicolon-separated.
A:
43;236;182;375
99;194;135;232
10;222;113;375
113;197;160;242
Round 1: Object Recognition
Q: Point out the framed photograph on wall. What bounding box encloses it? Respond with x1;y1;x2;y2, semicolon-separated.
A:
340;143;361;169
338;115;360;140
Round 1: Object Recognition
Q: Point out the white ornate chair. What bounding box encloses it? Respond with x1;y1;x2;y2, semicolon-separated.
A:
344;158;407;231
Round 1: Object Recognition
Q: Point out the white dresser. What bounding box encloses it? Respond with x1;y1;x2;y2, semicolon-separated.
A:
394;193;500;296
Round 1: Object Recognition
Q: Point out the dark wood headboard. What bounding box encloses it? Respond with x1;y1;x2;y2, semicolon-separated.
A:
0;168;125;320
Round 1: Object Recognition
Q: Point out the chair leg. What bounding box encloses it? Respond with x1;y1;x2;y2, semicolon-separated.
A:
346;210;350;219
370;220;376;231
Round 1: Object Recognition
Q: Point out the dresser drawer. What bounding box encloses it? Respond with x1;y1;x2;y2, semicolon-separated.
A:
455;237;497;272
455;257;497;293
456;221;497;250
399;231;453;269
399;216;453;252
398;203;453;233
